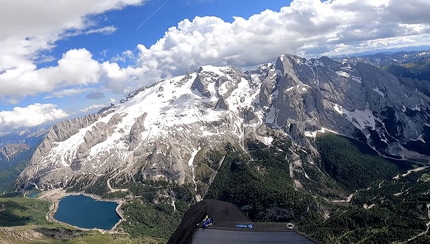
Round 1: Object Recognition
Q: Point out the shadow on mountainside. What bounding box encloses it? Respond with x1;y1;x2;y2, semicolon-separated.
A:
0;200;32;226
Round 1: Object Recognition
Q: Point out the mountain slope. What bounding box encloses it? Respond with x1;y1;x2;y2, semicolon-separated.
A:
15;54;430;192
11;53;430;242
0;129;47;192
385;57;430;81
0;128;47;169
205;134;429;243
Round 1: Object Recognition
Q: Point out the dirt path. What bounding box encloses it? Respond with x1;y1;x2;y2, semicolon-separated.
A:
106;173;128;193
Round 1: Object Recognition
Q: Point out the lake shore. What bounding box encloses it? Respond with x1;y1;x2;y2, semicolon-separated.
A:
38;189;125;233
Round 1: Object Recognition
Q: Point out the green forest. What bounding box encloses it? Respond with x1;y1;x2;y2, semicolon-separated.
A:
0;159;30;193
119;133;429;243
1;133;429;243
93;133;429;243
384;58;430;81
315;134;399;190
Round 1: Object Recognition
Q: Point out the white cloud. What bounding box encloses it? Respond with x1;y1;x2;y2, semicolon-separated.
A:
79;104;106;113
0;103;69;136
101;61;149;93
133;0;430;80
85;26;118;35
44;88;91;99
0;0;145;69
110;50;136;63
83;0;428;92
0;49;101;102
1;0;430;104
0;0;146;102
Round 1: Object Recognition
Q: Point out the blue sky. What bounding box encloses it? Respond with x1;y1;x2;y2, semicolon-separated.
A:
48;1;287;65
42;0;291;72
0;0;429;136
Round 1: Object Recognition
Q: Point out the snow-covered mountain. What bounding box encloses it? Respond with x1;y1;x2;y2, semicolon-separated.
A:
15;54;430;193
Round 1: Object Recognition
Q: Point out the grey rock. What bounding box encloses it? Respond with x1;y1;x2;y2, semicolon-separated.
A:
14;53;430;194
214;97;229;110
0;143;29;161
191;74;211;98
129;114;147;151
108;113;122;125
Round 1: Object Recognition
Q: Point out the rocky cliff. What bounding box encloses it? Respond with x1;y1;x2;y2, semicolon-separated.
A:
15;54;430;194
0;144;29;162
0;128;47;168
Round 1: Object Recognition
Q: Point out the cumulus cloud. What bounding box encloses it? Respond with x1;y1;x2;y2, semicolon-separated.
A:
0;0;146;102
82;0;429;92
0;103;69;136
0;48;101;102
134;0;430;79
101;62;150;93
0;0;145;68
86;92;106;100
44;88;91;99
79;104;106;113
0;47;147;101
2;0;430;103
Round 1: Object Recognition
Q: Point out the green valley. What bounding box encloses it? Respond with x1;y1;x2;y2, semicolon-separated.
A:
1;133;429;243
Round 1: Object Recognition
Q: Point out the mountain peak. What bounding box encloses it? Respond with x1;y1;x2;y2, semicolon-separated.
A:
16;53;430;193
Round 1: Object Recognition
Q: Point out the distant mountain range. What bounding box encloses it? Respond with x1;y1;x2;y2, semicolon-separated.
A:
339;50;430;109
0;128;48;192
337;49;430;67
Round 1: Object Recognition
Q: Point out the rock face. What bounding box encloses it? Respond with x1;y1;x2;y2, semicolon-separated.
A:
267;55;430;157
15;55;430;193
0;144;29;162
0;128;48;169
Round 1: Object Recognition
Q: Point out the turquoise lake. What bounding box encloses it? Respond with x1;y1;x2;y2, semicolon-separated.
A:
54;195;120;230
27;191;40;198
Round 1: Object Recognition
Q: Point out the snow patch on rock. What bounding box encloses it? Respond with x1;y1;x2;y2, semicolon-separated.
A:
373;87;385;97
342;108;377;130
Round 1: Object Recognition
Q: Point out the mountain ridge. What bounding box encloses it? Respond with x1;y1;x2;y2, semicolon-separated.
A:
7;53;430;243
15;53;430;193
